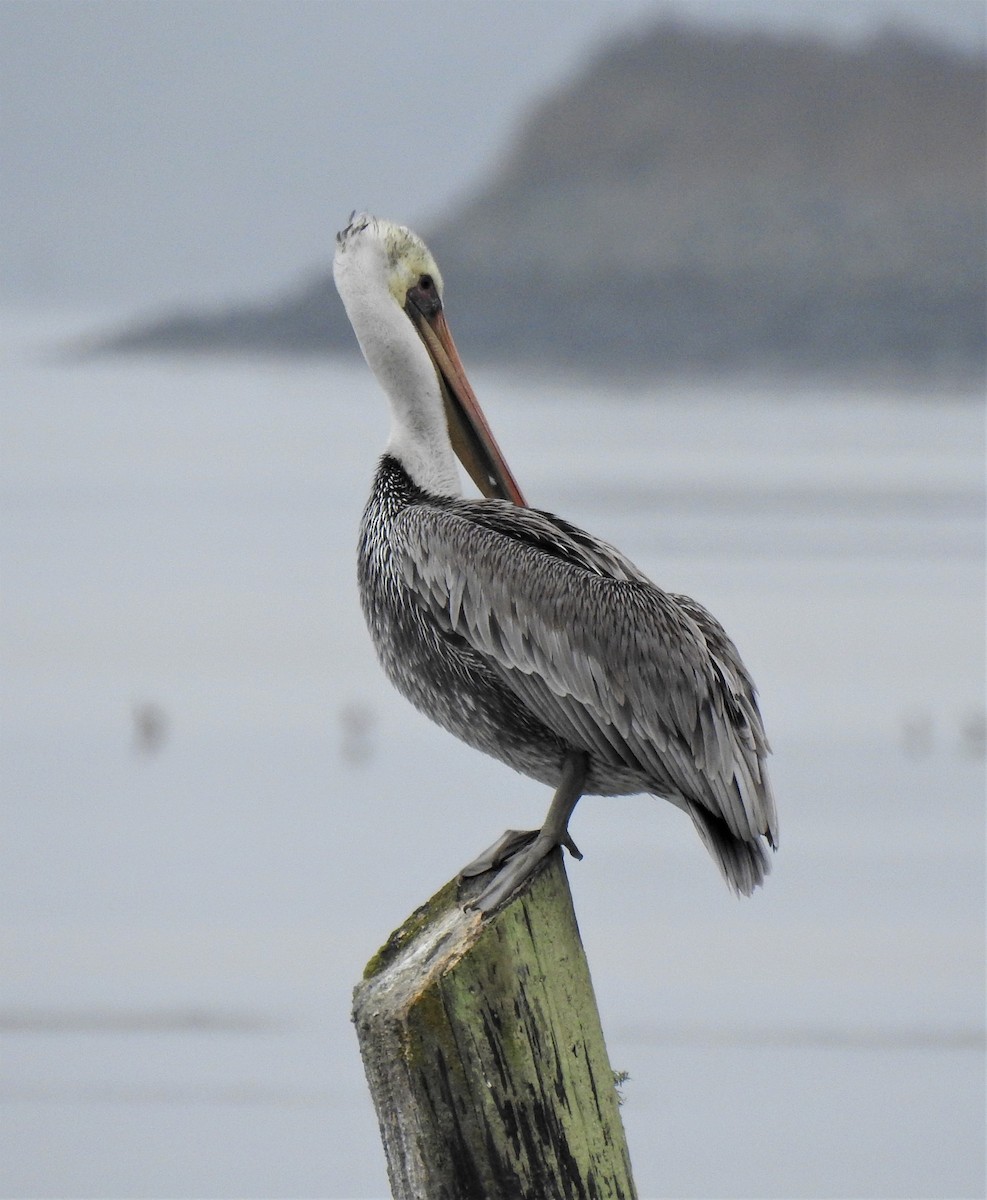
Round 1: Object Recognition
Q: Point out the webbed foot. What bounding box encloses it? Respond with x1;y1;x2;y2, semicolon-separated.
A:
460;829;538;877
459;750;589;914
460;828;581;879
464;833;575;912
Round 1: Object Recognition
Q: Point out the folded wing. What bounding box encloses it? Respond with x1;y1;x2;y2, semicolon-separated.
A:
392;499;778;854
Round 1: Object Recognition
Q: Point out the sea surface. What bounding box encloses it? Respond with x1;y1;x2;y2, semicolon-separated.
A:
1;311;984;1199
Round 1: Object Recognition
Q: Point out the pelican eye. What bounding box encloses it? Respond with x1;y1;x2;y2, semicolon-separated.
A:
406;273;442;318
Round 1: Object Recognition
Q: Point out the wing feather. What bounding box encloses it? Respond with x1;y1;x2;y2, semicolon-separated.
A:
392;500;776;845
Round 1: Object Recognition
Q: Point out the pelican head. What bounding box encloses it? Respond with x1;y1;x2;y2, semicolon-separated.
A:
333;213;525;505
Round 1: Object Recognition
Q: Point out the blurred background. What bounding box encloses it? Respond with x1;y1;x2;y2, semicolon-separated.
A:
1;2;984;1198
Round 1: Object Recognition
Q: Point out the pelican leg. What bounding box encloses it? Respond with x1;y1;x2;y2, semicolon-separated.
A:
461;750;589;913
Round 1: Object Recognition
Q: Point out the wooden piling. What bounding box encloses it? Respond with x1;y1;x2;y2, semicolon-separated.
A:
352;851;637;1200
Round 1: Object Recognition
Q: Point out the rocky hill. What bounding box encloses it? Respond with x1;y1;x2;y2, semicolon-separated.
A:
102;21;986;378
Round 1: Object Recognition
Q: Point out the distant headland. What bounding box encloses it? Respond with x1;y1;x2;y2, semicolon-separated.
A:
96;22;986;381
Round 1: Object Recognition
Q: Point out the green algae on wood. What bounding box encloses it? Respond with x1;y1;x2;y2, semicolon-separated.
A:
362;875;461;981
352;852;637;1200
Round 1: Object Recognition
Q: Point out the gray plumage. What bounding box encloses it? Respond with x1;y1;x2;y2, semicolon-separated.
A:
360;454;778;896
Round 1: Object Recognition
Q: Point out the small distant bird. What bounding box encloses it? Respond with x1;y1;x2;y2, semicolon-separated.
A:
132;701;168;755
334;214;777;911
339;701;376;766
958;710;986;760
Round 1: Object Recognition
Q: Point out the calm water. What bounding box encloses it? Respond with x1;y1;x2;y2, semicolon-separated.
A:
1;311;984;1198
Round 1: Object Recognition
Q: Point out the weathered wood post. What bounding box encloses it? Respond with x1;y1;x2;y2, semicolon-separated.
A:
352;851;637;1200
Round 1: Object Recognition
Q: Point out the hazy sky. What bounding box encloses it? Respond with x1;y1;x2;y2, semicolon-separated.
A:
2;0;983;311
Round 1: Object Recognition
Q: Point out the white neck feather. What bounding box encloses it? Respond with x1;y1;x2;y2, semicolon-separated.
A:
334;249;462;498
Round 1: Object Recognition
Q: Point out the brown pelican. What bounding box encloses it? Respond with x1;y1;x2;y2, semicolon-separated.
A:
333;213;777;911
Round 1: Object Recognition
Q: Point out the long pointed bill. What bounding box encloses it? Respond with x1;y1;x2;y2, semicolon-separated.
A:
410;309;527;506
